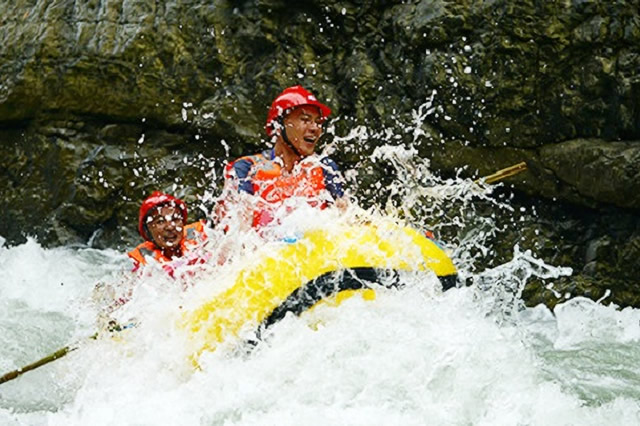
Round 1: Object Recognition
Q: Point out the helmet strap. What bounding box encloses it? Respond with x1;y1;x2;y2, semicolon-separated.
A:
143;220;157;246
278;116;304;158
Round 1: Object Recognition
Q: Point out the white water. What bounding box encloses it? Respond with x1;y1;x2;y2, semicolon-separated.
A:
3;106;640;425
2;205;640;425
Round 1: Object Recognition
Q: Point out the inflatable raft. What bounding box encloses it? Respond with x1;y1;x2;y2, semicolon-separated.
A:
181;222;457;359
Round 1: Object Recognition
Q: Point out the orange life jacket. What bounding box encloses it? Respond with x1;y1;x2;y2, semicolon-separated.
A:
127;221;207;271
225;153;328;227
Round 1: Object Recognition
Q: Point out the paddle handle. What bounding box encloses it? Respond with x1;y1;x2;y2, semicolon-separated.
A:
477;161;528;184
0;346;75;385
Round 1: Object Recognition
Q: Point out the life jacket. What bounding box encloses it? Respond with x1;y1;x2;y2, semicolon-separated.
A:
225;153;328;227
127;221;207;276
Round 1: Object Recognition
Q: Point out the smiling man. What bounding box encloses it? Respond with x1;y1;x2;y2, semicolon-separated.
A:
128;191;207;274
223;85;347;228
93;192;209;329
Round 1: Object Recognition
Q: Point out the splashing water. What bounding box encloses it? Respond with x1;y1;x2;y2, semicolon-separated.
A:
2;105;640;425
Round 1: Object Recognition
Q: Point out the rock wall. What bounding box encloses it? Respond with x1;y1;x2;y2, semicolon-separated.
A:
1;0;639;306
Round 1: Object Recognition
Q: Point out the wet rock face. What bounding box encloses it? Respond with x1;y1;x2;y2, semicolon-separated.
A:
0;1;639;305
0;120;223;249
494;200;640;310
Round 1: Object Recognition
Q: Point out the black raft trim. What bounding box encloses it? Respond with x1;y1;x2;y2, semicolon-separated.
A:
259;267;400;331
251;269;459;344
439;274;459;291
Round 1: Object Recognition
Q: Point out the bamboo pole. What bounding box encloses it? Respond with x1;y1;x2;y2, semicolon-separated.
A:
0;346;76;385
476;161;528;184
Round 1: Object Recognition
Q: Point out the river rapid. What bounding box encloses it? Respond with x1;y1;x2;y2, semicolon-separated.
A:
2;128;640;425
2;223;640;425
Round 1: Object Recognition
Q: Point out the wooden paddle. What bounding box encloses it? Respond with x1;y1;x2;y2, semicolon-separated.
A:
476;161;528;184
0;345;77;385
0;326;123;386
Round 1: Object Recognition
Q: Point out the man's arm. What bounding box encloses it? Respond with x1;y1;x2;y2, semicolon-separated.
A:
320;157;349;210
320;157;345;199
228;158;256;194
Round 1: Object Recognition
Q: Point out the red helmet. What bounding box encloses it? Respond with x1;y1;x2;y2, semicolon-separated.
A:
138;191;188;241
265;85;332;137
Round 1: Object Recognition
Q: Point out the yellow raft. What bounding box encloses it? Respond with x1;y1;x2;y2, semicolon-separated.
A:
180;222;457;359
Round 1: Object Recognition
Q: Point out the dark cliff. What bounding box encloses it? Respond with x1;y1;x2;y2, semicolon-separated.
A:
1;0;639;307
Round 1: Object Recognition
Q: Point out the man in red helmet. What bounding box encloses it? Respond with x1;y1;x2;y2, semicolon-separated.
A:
223;85;347;228
128;191;208;275
94;192;209;331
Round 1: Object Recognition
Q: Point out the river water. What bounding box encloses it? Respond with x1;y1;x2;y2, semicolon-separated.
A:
2;116;640;424
2;197;640;425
